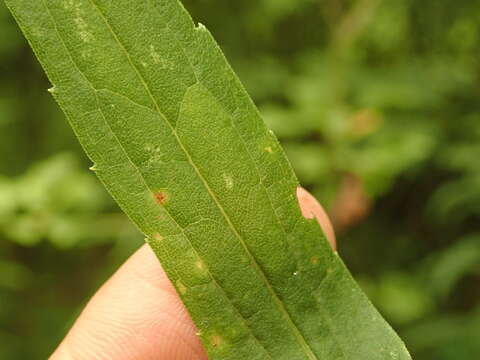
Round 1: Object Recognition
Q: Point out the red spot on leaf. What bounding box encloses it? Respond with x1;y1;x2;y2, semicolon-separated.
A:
154;191;168;205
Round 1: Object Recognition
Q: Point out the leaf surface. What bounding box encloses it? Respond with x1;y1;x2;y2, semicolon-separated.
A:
4;0;411;359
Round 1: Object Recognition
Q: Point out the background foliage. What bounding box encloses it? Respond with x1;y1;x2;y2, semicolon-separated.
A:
1;0;479;358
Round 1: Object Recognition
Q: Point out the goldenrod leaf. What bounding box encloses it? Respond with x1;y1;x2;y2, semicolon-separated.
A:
4;0;411;358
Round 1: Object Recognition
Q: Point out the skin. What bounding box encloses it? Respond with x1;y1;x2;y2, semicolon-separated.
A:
51;187;336;360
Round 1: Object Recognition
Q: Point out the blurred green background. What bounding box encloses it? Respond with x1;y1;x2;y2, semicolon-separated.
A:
1;0;479;358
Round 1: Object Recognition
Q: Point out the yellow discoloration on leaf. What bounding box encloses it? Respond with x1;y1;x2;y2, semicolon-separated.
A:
211;335;222;348
223;173;234;190
176;279;187;295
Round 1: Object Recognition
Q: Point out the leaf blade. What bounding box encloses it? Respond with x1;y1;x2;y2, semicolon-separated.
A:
4;0;412;359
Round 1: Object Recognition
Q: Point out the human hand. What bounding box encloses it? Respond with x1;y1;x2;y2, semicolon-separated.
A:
50;187;336;360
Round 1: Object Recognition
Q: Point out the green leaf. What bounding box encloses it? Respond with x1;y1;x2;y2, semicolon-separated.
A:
4;0;411;359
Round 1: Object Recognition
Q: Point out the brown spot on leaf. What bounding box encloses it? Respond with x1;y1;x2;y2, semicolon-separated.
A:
153;233;163;241
311;256;318;265
154;191;168;205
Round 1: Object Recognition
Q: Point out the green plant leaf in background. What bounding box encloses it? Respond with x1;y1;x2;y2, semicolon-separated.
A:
4;0;411;359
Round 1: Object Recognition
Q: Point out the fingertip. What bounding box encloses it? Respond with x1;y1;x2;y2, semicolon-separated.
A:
51;244;207;360
297;187;337;250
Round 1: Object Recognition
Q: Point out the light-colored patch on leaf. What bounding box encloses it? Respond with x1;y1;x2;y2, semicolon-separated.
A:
223;173;234;190
176;279;187;295
145;143;162;155
81;50;92;59
210;334;222;348
74;17;95;43
62;0;75;10
195;259;206;271
148;45;174;69
78;30;94;43
149;44;162;64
